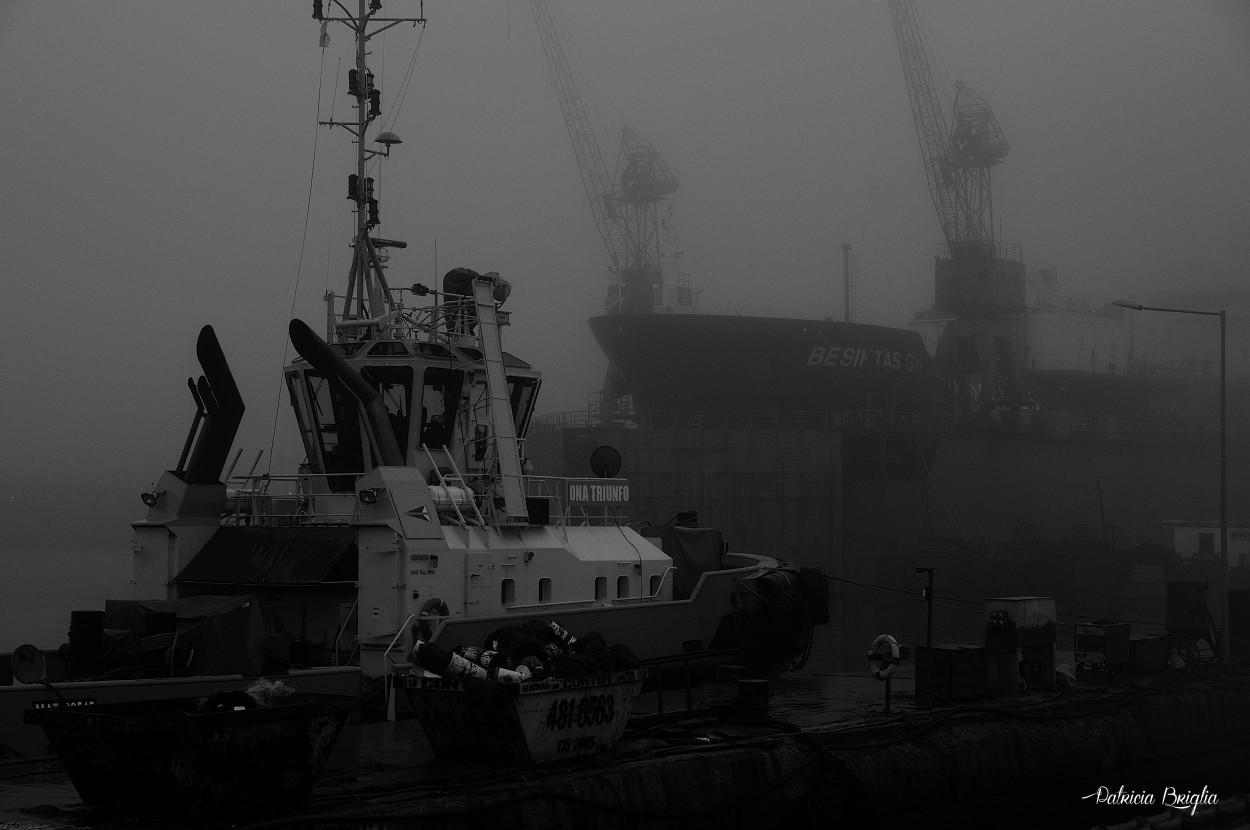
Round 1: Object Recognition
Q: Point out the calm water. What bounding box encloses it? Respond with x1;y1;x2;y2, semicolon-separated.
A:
0;548;131;648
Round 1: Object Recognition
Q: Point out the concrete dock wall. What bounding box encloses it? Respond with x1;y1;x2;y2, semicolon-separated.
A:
293;680;1250;830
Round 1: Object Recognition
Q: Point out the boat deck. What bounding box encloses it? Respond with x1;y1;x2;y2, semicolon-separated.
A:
4;659;1250;830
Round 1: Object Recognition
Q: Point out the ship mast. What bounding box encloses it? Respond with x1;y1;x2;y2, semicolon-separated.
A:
313;0;426;342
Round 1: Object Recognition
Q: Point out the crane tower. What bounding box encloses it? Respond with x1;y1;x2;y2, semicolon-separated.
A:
528;0;680;315
889;0;1023;317
890;0;1029;414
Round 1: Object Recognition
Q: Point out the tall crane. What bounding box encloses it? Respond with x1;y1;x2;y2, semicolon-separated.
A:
527;0;678;315
890;0;1027;414
889;0;1023;319
889;0;1009;252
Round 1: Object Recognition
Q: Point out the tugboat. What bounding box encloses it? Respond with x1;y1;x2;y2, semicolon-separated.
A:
1;1;825;757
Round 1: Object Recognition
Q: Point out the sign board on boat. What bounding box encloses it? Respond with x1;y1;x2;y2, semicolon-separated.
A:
565;478;630;507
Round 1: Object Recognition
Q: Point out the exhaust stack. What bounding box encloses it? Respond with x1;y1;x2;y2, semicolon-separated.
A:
182;326;245;485
288;319;404;466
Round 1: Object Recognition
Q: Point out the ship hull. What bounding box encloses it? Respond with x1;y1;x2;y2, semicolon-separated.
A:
0;666;360;758
589;313;931;412
590;312;1239;431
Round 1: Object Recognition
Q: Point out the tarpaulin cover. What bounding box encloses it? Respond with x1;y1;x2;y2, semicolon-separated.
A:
174;526;356;587
639;526;724;600
103;595;284;676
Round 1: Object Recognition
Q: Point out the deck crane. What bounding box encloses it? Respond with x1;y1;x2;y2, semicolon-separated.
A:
889;0;1028;412
527;0;679;315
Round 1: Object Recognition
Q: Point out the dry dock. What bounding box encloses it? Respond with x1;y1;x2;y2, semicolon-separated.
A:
4;659;1250;830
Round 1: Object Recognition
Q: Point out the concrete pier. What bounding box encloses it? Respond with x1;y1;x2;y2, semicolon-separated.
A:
4;668;1250;829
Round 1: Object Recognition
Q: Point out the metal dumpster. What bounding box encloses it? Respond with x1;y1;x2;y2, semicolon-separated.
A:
24;693;356;810
396;668;647;764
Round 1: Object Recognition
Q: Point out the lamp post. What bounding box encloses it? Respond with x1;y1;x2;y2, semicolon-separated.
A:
915;567;936;649
1113;298;1227;660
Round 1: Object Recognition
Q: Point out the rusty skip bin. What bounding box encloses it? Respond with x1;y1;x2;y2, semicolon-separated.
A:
396;668;648;764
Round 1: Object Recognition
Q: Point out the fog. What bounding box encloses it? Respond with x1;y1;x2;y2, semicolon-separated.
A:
1;1;1248;555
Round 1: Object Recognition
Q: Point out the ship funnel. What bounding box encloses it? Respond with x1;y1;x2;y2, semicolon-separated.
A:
288;319;404;466
183;325;245;484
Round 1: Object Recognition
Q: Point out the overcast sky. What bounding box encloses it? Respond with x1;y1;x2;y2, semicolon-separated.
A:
2;1;1248;553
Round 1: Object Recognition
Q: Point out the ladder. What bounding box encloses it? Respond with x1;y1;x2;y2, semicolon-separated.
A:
471;276;529;524
421;445;487;527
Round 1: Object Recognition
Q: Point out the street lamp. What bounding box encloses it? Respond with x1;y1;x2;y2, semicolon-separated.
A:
915;567;936;649
1112;298;1227;660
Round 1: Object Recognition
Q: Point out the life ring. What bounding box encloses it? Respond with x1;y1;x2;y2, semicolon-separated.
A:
867;634;901;681
413;598;450;642
421;598;450;618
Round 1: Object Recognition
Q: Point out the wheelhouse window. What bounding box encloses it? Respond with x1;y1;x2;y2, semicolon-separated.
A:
507;376;540;436
420;367;464;449
366;341;409;356
361;366;414;461
285;370;313;461
299;371;365;492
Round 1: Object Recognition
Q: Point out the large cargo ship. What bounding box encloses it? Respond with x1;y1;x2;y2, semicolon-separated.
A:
589;280;1249;433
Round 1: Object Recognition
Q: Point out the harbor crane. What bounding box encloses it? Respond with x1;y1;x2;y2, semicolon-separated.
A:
889;0;1023;319
527;0;679;315
889;0;1027;411
889;0;1010;253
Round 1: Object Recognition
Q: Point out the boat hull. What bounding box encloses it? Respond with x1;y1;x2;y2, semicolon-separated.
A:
0;666;360;758
24;693;355;810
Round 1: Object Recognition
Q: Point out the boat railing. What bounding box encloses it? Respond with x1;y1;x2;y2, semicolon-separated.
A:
633;647;749;721
502;596;605;613
522;476;566;528
608;566;676;603
536;407;1201;446
647;566;676;600
843;410;883;430
222;472;363;526
382;614;415;709
563;504;629;526
534;409;850;431
225;469;642;528
533;410;601;429
331;599;359;667
524;475;627;526
325;291;500;344
937;239;1023;263
651;285;701;314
